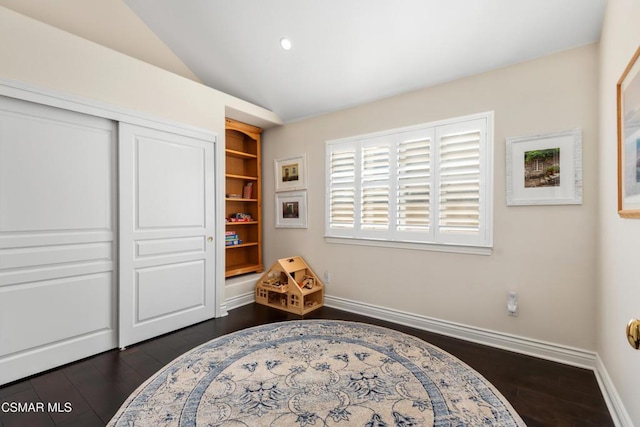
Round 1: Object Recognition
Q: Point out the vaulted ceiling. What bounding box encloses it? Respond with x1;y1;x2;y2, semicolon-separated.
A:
124;0;606;123
0;1;606;123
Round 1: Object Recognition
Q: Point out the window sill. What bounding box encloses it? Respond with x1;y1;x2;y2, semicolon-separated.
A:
324;236;492;256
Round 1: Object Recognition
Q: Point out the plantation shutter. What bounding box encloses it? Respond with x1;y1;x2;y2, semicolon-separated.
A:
326;112;492;249
395;129;433;241
436;118;487;245
328;144;357;234
360;140;390;233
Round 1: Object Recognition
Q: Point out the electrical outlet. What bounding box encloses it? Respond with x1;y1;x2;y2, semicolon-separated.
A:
324;271;331;284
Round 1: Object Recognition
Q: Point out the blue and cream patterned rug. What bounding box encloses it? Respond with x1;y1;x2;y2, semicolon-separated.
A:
108;320;526;426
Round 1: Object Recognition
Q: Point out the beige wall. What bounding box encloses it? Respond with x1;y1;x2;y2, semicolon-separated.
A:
0;0;201;82
262;44;599;351
598;0;640;424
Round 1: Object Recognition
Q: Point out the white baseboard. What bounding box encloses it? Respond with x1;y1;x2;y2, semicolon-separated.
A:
594;355;634;427
224;291;255;311
224;273;261;312
324;295;597;369
225;292;631;426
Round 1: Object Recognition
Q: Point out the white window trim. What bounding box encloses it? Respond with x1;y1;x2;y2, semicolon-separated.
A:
324;236;493;255
325;111;494;255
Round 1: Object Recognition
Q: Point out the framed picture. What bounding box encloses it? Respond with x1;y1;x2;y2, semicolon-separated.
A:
506;129;582;206
274;154;307;192
275;191;307;228
617;46;640;218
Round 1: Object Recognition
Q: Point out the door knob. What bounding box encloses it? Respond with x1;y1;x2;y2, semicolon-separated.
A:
207;236;213;242
626;319;640;350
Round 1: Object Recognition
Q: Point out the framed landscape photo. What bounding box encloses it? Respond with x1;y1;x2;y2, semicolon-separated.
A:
617;45;640;218
506;129;582;206
275;191;307;228
274;154;307;192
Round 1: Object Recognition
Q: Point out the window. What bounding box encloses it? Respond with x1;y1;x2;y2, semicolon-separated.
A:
534;159;543;172
325;112;493;251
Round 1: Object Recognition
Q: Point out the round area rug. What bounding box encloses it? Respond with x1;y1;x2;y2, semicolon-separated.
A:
108;320;526;426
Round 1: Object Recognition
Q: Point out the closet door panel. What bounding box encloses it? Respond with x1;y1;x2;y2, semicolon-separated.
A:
0;101;112;232
136;136;205;228
135;260;205;322
0;272;113;355
0;96;117;386
119;123;215;348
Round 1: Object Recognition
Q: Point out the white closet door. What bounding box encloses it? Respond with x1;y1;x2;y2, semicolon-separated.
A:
118;123;215;348
0;96;117;385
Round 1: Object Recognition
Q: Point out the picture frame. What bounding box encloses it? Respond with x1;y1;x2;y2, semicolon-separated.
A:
617;45;640;218
274;154;307;192
275;191;307;228
506;129;582;206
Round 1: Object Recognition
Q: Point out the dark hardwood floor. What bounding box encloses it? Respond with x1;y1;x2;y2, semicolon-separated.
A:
0;303;613;426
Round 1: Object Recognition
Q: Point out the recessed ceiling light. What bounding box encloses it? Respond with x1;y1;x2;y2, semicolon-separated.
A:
280;37;292;51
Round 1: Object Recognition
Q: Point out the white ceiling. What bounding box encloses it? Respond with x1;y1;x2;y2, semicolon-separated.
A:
124;0;606;123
